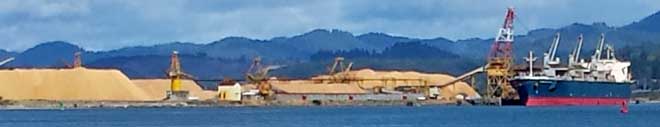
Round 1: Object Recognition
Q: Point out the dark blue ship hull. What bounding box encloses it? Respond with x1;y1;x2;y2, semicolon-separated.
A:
510;79;631;106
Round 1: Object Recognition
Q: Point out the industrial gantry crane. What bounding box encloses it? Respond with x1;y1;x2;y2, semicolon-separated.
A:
327;57;353;83
246;56;271;98
166;51;193;101
485;8;518;104
245;56;282;99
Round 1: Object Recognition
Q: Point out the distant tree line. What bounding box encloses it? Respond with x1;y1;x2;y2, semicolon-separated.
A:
273;42;479;78
619;42;660;90
310;42;460;61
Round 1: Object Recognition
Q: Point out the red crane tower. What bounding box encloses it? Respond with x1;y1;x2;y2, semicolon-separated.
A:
485;8;518;103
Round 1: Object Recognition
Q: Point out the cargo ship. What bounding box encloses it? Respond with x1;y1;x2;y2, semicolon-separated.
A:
510;33;633;106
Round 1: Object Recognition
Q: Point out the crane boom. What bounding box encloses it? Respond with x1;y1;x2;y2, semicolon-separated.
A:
549;33;561;60
595;33;606;60
433;66;485;87
571;34;584;63
490;8;515;58
0;57;14;66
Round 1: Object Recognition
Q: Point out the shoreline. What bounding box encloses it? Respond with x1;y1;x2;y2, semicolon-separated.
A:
3;98;656;110
0;99;459;110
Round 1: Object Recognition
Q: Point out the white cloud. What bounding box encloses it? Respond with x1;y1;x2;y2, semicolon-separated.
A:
0;0;658;51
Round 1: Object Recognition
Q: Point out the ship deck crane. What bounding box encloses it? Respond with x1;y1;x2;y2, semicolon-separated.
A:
593;33;606;61
546;33;561;65
569;34;584;66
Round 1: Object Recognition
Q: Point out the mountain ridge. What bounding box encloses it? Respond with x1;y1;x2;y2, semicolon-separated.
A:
4;10;660;80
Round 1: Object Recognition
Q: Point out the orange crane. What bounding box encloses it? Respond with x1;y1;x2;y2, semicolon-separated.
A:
485;7;518;103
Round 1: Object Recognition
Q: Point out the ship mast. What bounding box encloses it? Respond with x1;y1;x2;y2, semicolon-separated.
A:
524;51;537;77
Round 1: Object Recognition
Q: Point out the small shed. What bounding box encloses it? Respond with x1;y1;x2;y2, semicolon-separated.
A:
218;83;242;101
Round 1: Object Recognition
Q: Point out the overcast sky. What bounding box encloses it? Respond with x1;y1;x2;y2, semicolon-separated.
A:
1;0;659;51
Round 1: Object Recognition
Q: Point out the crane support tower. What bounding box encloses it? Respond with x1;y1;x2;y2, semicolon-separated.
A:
485;7;518;104
73;52;82;68
166;51;192;101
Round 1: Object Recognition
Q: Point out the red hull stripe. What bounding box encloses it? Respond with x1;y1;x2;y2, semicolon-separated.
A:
526;97;627;106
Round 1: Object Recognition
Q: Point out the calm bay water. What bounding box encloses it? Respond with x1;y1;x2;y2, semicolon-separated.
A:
1;104;659;127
